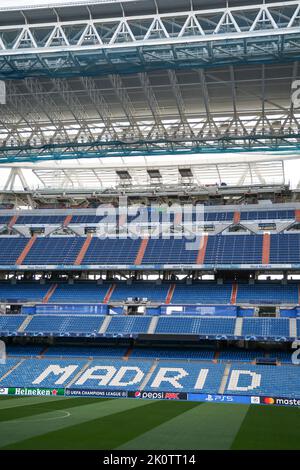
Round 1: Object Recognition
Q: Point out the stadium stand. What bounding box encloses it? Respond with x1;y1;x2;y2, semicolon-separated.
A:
23;315;104;336
241;318;290;339
105;316;152;335
0;356;298;398
50;283;109;304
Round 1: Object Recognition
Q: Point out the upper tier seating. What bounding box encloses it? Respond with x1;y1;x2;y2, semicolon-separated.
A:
240;210;294;220
23;237;84;265
0;232;299;266
270;234;300;264
82;238;141;264
204;235;263;264
15;215;66;225
0;208;294;226
140;238;199;264
0;238;28;264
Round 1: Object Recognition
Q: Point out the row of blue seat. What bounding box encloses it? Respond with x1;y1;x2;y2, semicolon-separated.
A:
0;234;300;265
0;357;299;397
6;344;294;363
0;314;293;340
0;281;297;304
0;209;296;226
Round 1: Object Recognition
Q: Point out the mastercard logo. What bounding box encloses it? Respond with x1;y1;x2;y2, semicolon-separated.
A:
263;397;275;405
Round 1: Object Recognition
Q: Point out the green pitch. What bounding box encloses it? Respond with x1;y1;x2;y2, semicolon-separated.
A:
0;396;299;450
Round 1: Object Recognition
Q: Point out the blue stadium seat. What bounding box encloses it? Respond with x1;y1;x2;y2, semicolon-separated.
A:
70;359;153;391
225;364;300;397
240;210;294;221
143;238;198;264
0;238;28;265
6;344;44;356
0;358;87;388
155;316;236;336
147;361;226;393
242;318;290;339
270;234;300;264
172;282;232;304
82;238;141;264
24;315;104;335
51;283;109;303
0;282;50;303
236;283;298;304
44;345;127;358
23;237;84;265
205;235;263;264
218;349;263;362
15;215;66;225
0;315;26;333
130;347;215;360
106;316;152;335
110;282;169;302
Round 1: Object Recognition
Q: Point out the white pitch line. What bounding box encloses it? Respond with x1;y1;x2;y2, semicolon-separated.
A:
7;410;71;423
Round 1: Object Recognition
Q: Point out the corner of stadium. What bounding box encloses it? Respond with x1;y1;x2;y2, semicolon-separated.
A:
0;0;299;457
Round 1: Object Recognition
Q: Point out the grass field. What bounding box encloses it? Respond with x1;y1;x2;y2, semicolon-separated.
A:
0;396;299;450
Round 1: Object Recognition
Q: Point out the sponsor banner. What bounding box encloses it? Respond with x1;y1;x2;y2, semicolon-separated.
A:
0;387;8;395
189;393;252;404
128;391;187;400
10;387;64;397
65;388;128;398
255;396;300;407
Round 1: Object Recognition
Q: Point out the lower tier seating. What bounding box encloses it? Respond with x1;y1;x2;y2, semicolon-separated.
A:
0;357;299;398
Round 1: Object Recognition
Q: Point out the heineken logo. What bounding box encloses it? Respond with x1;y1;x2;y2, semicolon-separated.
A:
13;387;64;396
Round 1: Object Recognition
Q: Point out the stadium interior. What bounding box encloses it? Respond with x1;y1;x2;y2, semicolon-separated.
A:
0;0;300;405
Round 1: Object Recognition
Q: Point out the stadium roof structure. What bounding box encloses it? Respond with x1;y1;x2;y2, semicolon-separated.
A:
0;152;294;208
0;0;299;168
